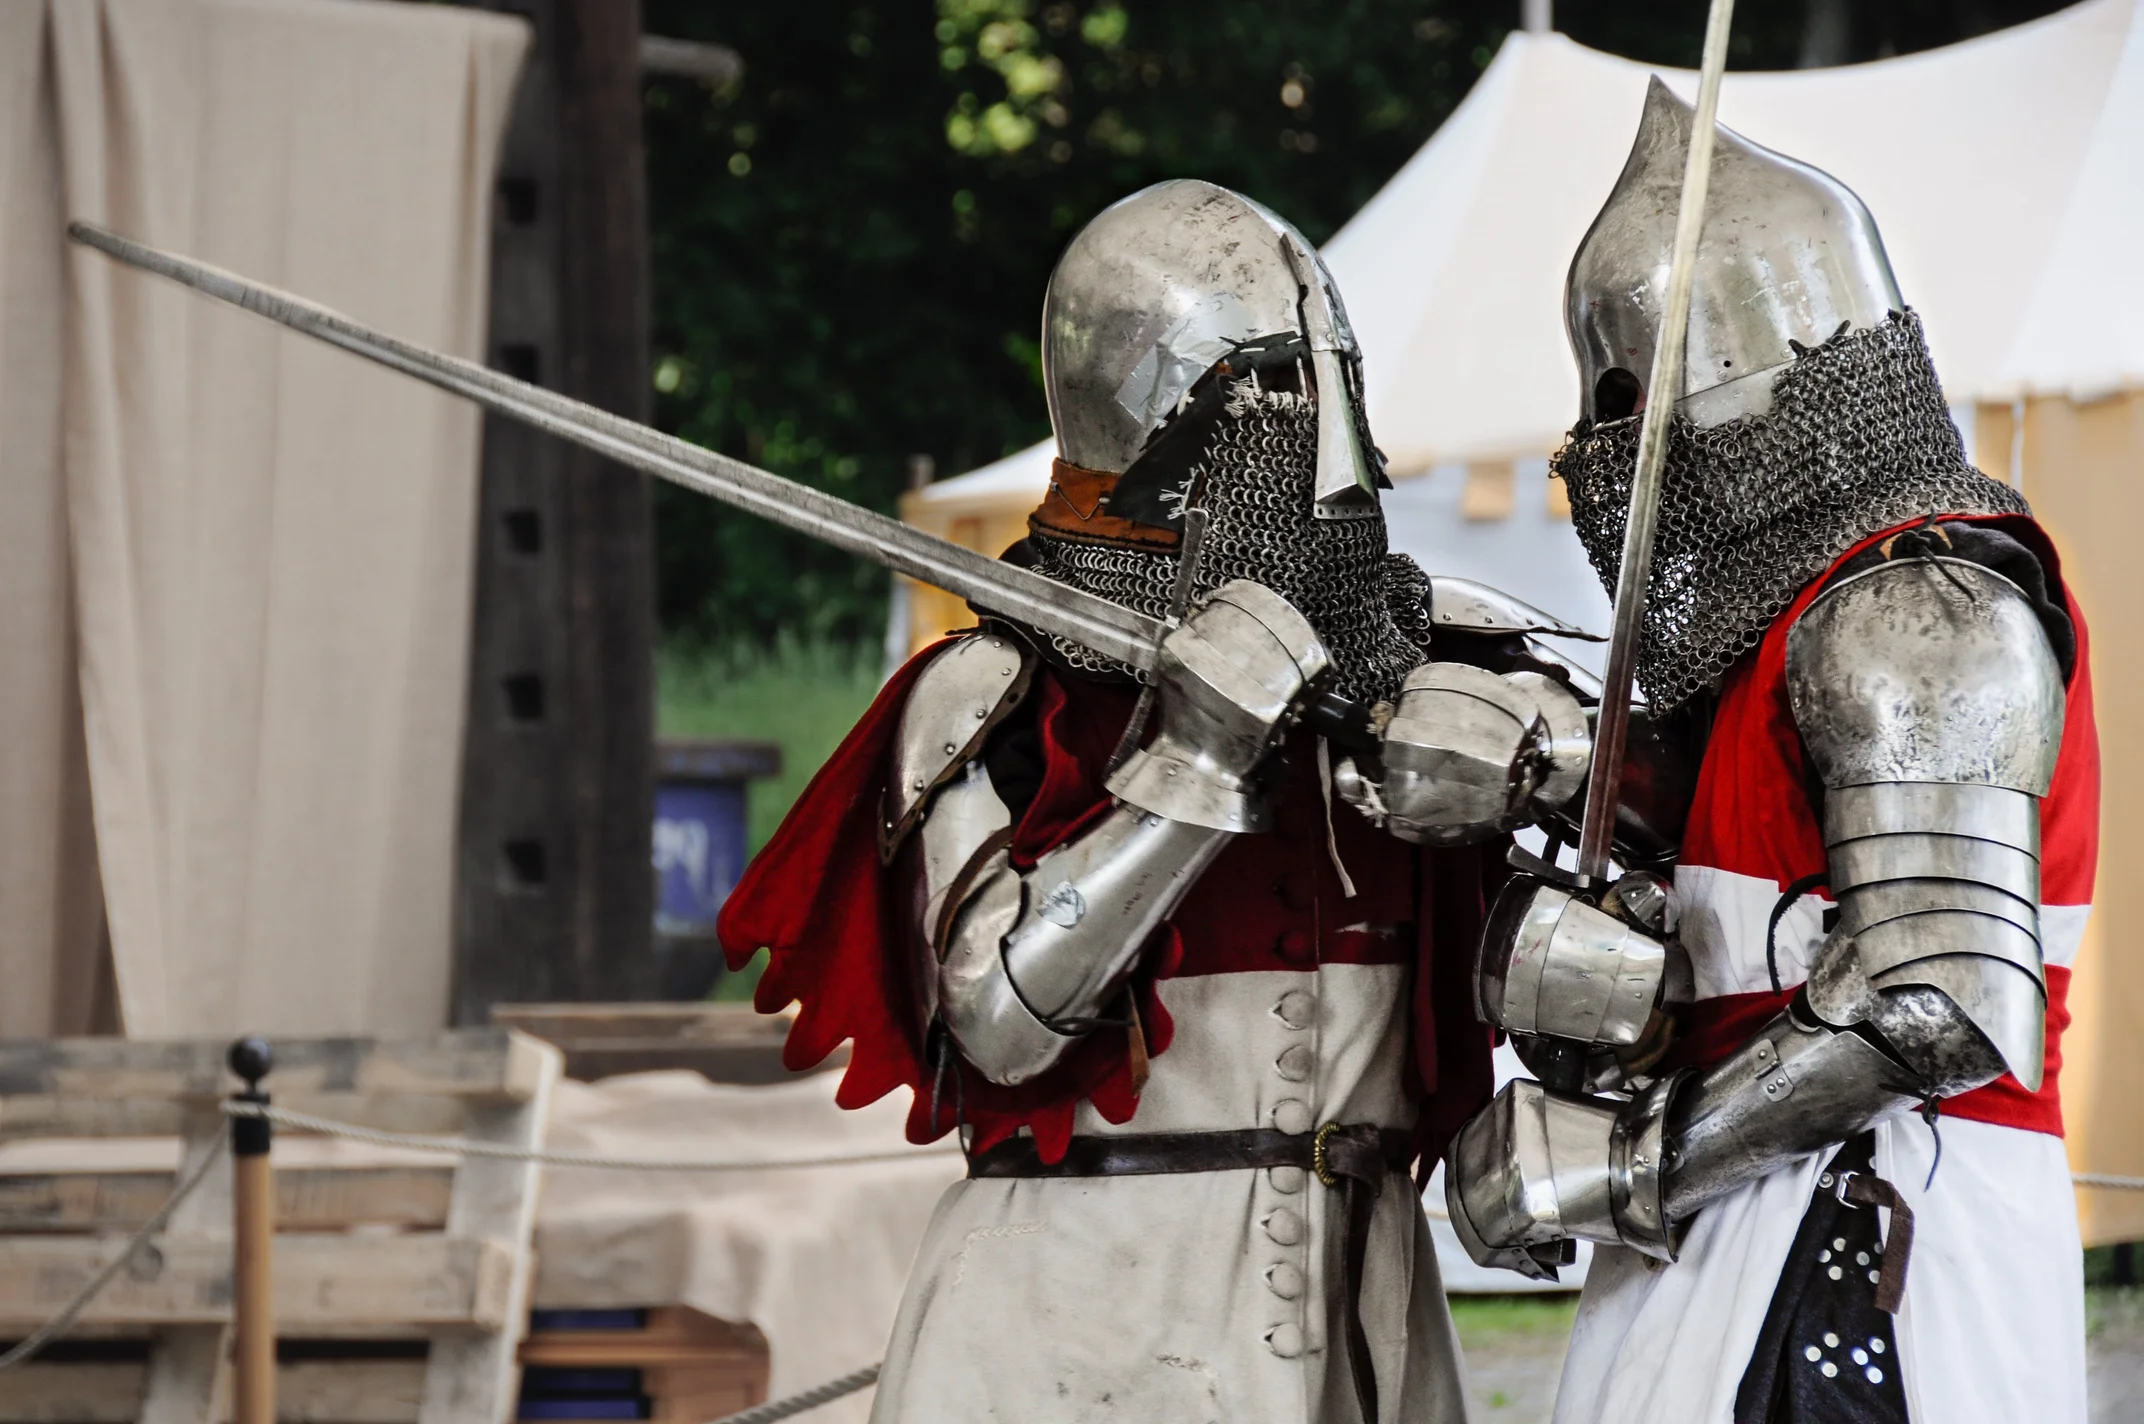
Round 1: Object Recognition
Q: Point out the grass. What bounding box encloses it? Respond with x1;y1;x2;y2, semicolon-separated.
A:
659;637;885;1000
1448;1293;1581;1345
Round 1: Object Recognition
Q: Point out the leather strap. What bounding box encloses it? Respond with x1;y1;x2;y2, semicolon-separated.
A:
967;1124;1410;1423
965;1125;1411;1179
1835;1169;1915;1313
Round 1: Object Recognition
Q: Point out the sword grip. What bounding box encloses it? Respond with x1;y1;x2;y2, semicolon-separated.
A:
1301;689;1381;757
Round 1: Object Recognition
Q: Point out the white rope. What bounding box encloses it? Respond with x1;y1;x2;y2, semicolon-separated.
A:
223;1101;961;1172
0;1123;232;1372
2075;1172;2144;1192
704;1363;881;1424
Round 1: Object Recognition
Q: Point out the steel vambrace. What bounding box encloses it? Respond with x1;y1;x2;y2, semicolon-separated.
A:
1447;552;2068;1270
897;581;1330;1086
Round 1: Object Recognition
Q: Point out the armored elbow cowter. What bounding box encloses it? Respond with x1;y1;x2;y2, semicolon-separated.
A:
887;582;1329;1087
1445;553;2067;1273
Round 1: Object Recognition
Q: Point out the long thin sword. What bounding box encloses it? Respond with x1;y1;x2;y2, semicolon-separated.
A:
1573;0;1737;882
66;222;1164;676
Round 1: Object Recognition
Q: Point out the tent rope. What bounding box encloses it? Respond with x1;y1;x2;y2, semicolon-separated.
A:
220;1100;960;1171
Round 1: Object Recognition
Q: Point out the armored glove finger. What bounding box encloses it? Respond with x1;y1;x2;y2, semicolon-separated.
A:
1372;665;1590;846
1106;578;1331;831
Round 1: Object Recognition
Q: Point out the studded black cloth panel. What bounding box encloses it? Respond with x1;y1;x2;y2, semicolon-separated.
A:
1734;1133;1910;1424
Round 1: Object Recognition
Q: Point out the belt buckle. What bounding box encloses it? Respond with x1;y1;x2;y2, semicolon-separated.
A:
1313;1121;1340;1188
1820;1167;1858;1204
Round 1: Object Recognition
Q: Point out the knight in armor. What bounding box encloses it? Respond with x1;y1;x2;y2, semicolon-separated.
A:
717;178;1601;1423
1440;81;2100;1423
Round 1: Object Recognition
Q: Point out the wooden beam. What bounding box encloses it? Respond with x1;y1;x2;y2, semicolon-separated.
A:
138;1109;231;1424
0;1031;550;1104
452;0;657;1022
0;1235;513;1331
417;1041;559;1424
0;1359;429;1424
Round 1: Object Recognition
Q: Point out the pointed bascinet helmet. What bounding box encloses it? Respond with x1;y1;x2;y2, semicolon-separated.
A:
1042;178;1380;523
1016;180;1432;704
1566;77;1903;427
1549;80;2028;714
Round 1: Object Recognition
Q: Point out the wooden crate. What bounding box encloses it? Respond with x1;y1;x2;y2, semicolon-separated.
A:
517;1308;770;1424
488;1003;847;1085
0;1031;560;1424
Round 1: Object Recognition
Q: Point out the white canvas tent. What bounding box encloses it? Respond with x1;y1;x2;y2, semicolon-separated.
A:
901;0;2144;1245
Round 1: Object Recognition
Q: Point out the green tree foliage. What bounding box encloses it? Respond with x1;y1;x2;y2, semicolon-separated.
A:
642;0;2066;651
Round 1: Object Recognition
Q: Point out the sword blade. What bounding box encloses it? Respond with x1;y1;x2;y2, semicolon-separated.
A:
66;222;1165;675
1573;0;1737;880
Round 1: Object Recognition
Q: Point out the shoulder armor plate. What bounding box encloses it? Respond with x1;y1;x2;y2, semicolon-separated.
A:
1428;576;1603;641
880;630;1035;861
1787;557;2064;794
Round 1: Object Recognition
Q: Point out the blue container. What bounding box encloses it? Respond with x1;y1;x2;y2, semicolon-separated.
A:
650;739;781;941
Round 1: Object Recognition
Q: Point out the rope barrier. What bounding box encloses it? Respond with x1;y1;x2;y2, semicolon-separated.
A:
703;1363;882;1424
0;1123;233;1373
221;1100;961;1172
2075;1172;2144;1192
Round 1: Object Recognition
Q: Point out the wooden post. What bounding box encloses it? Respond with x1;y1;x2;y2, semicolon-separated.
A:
227;1039;276;1424
452;0;656;1020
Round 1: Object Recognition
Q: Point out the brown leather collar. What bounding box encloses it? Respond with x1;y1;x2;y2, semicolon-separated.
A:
1028;459;1182;551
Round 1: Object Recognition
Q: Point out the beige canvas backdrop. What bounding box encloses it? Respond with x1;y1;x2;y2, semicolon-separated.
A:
0;0;527;1038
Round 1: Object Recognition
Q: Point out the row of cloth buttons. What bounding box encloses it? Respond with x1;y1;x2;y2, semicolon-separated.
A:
1263;985;1317;1360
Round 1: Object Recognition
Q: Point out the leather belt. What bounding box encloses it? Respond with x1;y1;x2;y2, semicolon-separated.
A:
967;1123;1412;1424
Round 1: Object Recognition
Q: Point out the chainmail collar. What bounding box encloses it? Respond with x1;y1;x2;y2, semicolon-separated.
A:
1551;310;2029;713
1023;381;1432;704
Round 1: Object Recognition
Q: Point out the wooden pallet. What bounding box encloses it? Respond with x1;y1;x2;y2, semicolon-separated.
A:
517;1308;770;1424
489;1003;846;1085
0;1030;561;1424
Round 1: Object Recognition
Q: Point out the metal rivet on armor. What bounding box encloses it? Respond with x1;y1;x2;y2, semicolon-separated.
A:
1265;1322;1304;1359
1271;1099;1312;1136
1867;1367;1884;1385
1869;1339;1885;1355
1852;1348;1869;1366
1821;1361;1839;1379
1832;1240;1846;1252
1824;1334;1839;1348
1268;1166;1305;1195
974;708;987;719
1264;1263;1304;1300
1804;1346;1822;1364
943;743;957;755
1819;1249;1831;1263
911;777;925;790
1868;1271;1881;1284
1261;1208;1304;1246
1828;1265;1844;1281
1274;1044;1313;1082
1855;1251;1870;1266
1819;1172;1833;1188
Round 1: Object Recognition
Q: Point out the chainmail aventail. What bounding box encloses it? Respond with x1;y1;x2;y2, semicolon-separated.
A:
1551;311;2029;713
1025;381;1431;704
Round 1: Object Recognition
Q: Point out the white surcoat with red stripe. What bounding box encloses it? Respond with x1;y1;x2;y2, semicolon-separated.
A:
1553;518;2100;1424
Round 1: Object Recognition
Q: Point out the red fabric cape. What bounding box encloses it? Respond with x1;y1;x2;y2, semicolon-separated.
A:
718;644;1499;1165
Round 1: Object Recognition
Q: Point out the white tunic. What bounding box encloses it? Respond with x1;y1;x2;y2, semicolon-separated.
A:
1550;868;2092;1424
870;966;1472;1424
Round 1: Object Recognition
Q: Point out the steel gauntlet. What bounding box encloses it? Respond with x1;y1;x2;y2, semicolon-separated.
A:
1333;665;1590;846
1107;579;1332;831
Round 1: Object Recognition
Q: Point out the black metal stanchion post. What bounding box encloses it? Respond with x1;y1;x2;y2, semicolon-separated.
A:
227;1038;276;1424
